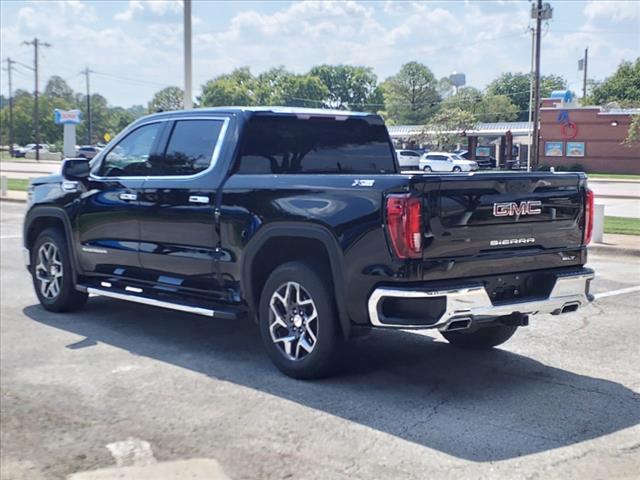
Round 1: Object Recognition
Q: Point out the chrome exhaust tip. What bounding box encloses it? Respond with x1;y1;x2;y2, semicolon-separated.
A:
443;317;472;332
561;301;580;314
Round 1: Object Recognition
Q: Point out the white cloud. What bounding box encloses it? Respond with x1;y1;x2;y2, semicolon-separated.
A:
114;0;182;22
583;0;640;22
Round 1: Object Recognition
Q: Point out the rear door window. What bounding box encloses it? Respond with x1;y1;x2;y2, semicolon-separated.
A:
235;115;396;174
153;119;225;176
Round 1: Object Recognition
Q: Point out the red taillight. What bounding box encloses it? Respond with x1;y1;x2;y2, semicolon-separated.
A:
584;188;595;245
385;194;422;259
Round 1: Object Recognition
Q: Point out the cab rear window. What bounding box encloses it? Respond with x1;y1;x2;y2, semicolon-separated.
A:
235;115;396;174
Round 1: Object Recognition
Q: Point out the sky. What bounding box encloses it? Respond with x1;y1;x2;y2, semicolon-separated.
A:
1;0;639;108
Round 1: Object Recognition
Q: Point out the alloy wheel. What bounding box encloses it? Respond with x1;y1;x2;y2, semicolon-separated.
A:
268;281;318;361
35;242;63;299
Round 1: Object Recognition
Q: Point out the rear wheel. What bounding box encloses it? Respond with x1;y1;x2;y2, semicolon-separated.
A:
31;228;88;312
259;261;342;379
452;166;462;172
441;324;517;349
423;165;432;172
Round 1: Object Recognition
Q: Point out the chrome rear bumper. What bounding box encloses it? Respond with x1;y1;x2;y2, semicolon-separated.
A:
368;269;594;330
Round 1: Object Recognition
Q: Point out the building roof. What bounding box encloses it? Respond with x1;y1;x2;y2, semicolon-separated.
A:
387;121;532;139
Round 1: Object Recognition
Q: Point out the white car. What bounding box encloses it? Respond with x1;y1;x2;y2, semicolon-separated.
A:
395;149;421;169
419;152;478;173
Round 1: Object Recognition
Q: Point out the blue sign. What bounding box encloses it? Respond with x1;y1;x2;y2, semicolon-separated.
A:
54;109;82;125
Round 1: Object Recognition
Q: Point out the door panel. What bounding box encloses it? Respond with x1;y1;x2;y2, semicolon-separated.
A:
76;178;145;275
137;118;227;294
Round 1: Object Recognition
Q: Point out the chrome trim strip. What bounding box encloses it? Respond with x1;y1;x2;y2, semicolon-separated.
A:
86;287;215;317
90;116;230;181
368;271;594;329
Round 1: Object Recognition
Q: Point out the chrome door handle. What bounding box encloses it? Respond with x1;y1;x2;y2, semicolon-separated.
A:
119;193;137;201
189;195;209;204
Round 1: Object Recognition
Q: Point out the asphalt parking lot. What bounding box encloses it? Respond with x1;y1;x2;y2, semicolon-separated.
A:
1;201;639;480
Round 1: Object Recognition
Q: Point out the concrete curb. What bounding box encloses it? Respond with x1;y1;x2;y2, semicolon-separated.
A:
588;245;640;258
596;194;640;200
0;196;27;204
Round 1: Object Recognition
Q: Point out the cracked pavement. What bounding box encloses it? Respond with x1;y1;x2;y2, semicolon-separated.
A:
1;201;639;479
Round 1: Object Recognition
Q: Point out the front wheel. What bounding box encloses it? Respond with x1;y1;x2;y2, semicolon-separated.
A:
31;228;88;312
259;261;342;379
423;165;432;172
452;166;462;172
441;324;518;349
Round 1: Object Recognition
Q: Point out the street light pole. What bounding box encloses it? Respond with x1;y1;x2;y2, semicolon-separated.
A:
82;67;93;144
183;0;193;109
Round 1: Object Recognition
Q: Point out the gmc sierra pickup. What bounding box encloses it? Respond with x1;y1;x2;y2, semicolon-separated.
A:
23;107;595;378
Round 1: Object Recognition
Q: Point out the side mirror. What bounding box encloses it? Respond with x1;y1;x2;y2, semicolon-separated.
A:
62;158;90;180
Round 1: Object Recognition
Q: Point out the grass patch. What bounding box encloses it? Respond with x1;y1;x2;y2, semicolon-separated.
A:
604;216;640;236
7;179;29;191
588;173;640;180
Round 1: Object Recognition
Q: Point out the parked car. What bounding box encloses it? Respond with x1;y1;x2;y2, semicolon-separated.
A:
395;149;421;169
23;107;595;379
419;152;478;172
455;150;495;169
75;145;102;159
14;144;49;158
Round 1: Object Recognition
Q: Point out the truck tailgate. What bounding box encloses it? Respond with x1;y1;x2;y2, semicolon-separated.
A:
422;173;585;258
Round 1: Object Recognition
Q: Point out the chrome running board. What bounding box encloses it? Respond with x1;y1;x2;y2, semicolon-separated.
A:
86;287;236;319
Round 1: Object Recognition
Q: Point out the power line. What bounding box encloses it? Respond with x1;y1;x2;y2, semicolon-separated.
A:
90;70;171;88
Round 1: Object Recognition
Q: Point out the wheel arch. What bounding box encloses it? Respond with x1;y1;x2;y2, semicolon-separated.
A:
241;223;350;339
24;207;80;281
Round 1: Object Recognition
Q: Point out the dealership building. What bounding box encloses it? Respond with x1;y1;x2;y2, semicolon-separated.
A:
540;95;640;174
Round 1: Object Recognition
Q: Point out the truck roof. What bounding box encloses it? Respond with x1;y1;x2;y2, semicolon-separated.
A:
141;106;377;123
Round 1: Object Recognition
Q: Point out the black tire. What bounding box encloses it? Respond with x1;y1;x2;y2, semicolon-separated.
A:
31;228;88;312
441;324;518;350
423;165;432;172
452;166;462;172
259;261;342;379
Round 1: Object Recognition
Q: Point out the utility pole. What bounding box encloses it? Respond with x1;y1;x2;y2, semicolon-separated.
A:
529;0;551;168
530;0;543;169
582;47;589;101
4;58;15;156
82;67;93;144
183;0;193;109
527;28;535;172
23;38;51;161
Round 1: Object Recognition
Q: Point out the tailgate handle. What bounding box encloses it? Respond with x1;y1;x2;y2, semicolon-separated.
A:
189;195;209;204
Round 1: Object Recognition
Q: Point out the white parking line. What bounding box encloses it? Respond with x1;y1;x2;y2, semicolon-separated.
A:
594;286;640;300
0;235;21;239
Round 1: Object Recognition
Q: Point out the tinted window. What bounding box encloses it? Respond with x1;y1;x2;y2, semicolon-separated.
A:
154;119;224;176
405;151;419;157
235;116;396;174
427;155;448;161
99;123;162;177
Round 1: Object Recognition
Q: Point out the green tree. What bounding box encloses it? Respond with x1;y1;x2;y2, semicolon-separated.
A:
148;86;184;112
382;61;440;124
486;72;567;121
422;107;477;150
309;64;381;110
44;76;75;104
476;94;519;122
625;114;640;146
590;59;640;107
199;67;257;106
441;86;483;113
279;75;329;107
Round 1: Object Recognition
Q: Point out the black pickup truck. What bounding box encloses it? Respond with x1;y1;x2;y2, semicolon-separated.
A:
23;107;595;378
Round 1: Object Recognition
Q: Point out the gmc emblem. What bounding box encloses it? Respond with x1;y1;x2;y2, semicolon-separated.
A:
493;201;542;217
